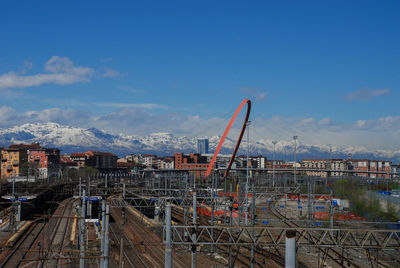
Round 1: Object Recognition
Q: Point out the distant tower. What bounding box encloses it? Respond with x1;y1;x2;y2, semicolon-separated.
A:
197;138;209;154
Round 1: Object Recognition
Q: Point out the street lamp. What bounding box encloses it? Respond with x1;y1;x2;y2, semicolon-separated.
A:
293;136;298;186
245;121;251;226
272;141;277;188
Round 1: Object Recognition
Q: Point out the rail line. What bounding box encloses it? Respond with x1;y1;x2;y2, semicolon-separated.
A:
32;198;75;267
53;198;75;268
170;203;308;268
109;221;149;268
111;204;188;268
0;219;45;267
267;196;391;268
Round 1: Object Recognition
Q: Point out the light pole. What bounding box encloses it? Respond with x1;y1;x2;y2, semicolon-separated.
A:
272;141;277;188
245;121;251;226
293;136;298;186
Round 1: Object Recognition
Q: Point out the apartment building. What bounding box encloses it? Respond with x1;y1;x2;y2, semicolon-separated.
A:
70;150;118;170
85;151;118;169
161;157;175;169
1;148;22;179
174;152;210;177
70;153;86;168
27;148;60;179
1;143;42;180
348;159;392;178
302;159;346;177
143;154;157;168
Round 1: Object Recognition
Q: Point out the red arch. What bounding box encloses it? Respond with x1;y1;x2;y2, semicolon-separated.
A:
205;99;251;178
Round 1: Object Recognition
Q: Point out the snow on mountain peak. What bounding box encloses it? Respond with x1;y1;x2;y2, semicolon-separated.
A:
0;122;399;161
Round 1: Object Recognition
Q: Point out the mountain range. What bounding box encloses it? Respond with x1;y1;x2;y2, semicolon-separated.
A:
0;122;399;162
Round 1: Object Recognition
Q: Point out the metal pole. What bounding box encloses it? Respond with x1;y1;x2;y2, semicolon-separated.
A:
16;202;21;222
330;190;333;231
191;191;197;268
101;199;106;267
165;175;167;195
211;175;215;253
80;189;86;268
251;177;255;268
105;174;108;192
11;176;15;232
293;136;298;186
165;203;172;268
223;200;227;226
272;141;277;188
285;230;296;268
245;121;250;226
105;205;110;268
88;176;91;218
329;146;332;178
307;176;311;254
229;200;233;268
184;178;188;240
120;184;126;268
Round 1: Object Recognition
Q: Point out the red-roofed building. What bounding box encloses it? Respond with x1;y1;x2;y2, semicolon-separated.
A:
70;153;86;168
27;148;60;179
9;143;42;150
60;154;78;168
1;143;61;180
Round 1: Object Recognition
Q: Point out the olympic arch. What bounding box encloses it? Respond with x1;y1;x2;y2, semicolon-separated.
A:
204;98;251;178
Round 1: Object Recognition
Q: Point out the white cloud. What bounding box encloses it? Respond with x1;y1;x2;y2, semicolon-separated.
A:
0;106;18;127
1;105;400;151
24;108;91;125
118;86;145;94
94;102;169;109
254;92;267;102
346;88;391;101
0;56;94;90
352;116;400;131
240;86;267;102
318;118;332;125
20;60;33;74
101;68;121;78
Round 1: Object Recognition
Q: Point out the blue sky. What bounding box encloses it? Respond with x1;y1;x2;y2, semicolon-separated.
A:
0;1;399;149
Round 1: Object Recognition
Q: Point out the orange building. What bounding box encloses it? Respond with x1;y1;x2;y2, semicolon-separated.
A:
1;148;22;180
174;152;211;177
347;159;392;178
1;143;42;180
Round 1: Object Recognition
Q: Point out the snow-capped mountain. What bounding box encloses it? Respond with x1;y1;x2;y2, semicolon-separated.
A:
0;122;399;162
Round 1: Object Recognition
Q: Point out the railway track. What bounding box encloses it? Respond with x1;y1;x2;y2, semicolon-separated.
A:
110;203;188;268
171;205;255;267
171;203;307;268
267;196;391;268
0;207;11;221
39;198;75;267
109;222;149;268
3;198;76;268
0;219;46;267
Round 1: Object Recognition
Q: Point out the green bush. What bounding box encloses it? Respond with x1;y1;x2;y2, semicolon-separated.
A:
332;178;399;222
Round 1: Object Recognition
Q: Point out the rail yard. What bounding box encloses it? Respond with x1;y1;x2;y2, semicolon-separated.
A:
0;172;398;268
